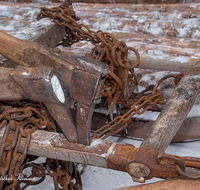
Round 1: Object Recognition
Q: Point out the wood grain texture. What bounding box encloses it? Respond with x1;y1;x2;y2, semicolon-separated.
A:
115;178;200;190
60;3;200;71
0;127;135;170
0;2;66;68
141;73;200;154
7;130;108;168
0;30;75;92
88;109;200;142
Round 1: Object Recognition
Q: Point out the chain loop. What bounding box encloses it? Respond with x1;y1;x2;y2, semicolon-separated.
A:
0;101;82;190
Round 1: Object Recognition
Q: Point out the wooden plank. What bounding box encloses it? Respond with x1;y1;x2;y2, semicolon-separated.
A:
1;124;200;179
1;21;66;68
141;64;200;154
0;128;108;168
127;116;200;142
0;127;136;172
115;178;200;190
0;2;66;68
62;49;198;72
0;30;74;91
59;2;200;71
0;2;66;45
88;109;200;142
72;0;200;4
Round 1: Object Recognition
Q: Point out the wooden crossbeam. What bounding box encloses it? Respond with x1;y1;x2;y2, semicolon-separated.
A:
115;178;200;190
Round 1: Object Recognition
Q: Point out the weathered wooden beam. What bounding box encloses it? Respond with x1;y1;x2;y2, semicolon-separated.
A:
0;66;65;104
115;178;200;190
137;55;198;72
72;0;199;4
0;30;74;89
124;62;200;182
0;30;108;92
0;127;136;172
141;63;200;154
62;45;199;72
1;126;200;181
0;19;66;68
88;109;200;142
0;30;109;145
29;22;66;48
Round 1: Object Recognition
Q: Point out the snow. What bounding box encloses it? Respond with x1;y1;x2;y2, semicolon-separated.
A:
1;2;200;190
190;4;197;8
170;56;190;63
89;138;104;147
192;29;200;39
101;143;116;157
51;75;65;103
177;28;188;38
22;72;29;76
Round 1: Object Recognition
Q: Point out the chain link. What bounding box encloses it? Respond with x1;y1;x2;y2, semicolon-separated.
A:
36;6;181;140
0;2;199;187
0;101;82;190
37;5;140;120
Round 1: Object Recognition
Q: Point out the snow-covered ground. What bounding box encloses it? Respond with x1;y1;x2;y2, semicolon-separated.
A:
0;1;200;189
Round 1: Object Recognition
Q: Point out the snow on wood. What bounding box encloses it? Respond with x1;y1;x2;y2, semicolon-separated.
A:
0;2;66;67
50;75;65;103
59;3;200;71
0;2;200;189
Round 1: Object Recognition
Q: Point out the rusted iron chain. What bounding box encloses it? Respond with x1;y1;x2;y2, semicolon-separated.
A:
92;90;163;139
46;159;82;190
92;74;177;139
158;154;200;180
37;5;140;120
126;147;200;182
0;101;82;190
37;5;182;140
176;157;200;179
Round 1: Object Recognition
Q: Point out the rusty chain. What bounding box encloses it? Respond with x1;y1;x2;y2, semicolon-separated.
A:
92;74;178;139
0;2;198;189
37;5;200;181
0;2;198;188
33;2;200;183
36;5;182;141
158;154;200;180
37;5;140;121
0;101;82;190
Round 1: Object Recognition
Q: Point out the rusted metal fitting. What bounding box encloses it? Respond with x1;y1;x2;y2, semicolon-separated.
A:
127;147;184;183
51;137;137;172
106;143;137;172
128;163;150;183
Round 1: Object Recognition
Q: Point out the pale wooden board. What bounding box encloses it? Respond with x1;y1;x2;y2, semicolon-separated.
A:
0;2;66;67
60;3;200;71
115;178;200;190
0;127;108;168
72;0;200;3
